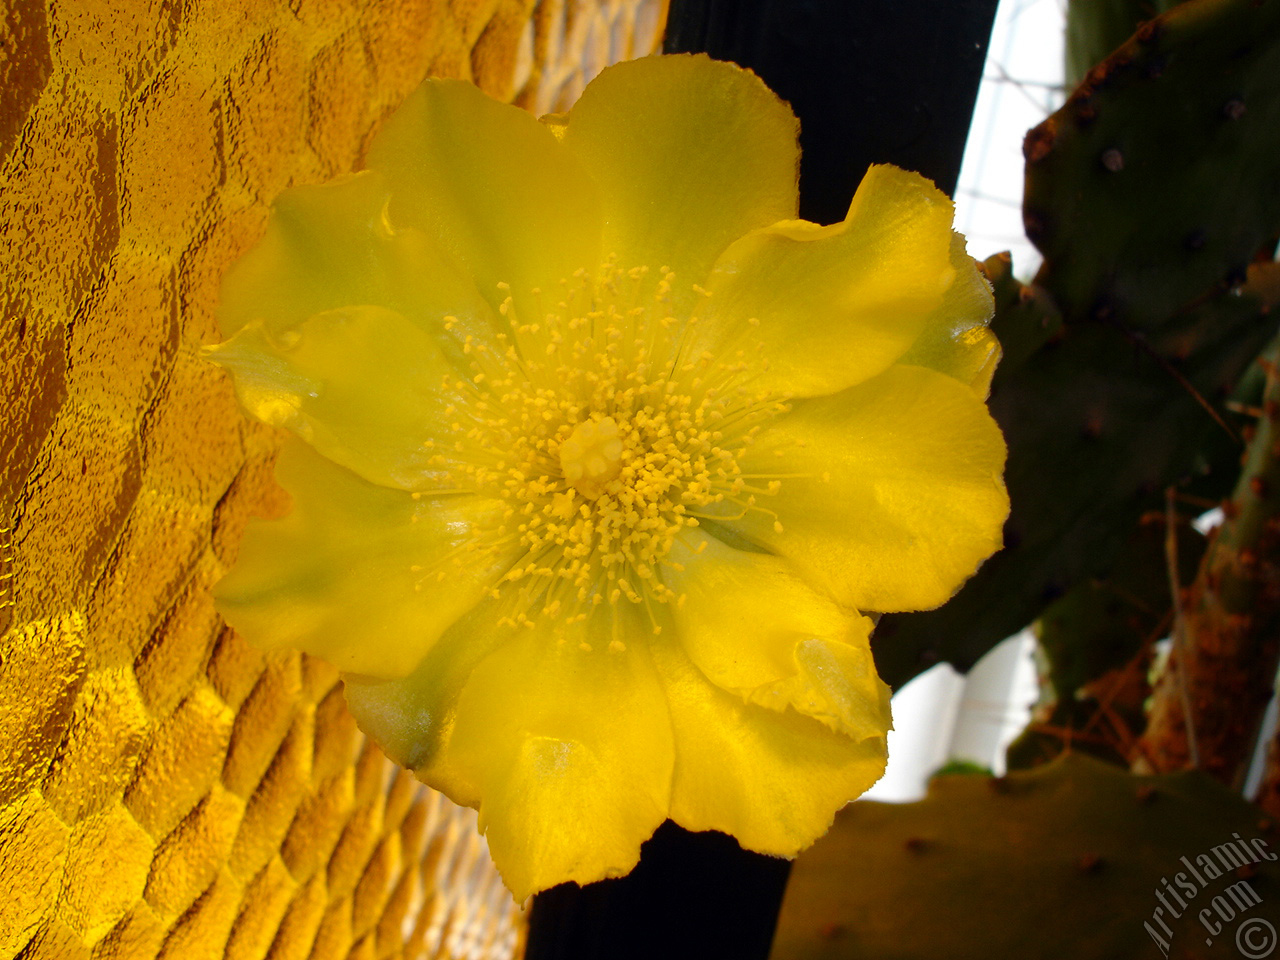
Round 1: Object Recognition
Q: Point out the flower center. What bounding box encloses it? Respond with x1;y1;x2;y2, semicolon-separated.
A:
429;260;790;634
559;416;623;499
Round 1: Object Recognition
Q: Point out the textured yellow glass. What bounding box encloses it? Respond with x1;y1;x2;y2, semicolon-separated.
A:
2;0;670;955
209;53;1009;901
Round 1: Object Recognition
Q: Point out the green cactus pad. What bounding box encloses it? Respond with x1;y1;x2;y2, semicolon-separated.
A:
984;250;1064;372
772;754;1280;960
1065;0;1185;89
1027;0;1280;331
1005;519;1206;770
1037;520;1202;704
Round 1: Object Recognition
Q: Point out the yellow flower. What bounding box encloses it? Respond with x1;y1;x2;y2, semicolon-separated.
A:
207;54;1009;900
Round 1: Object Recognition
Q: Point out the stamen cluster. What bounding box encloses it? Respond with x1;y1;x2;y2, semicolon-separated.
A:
427;260;790;638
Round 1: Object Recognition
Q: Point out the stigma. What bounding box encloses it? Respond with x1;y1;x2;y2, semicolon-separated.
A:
559;416;623;499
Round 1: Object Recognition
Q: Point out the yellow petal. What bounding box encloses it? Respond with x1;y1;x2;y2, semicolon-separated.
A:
690;164;956;398
207;305;466;491
650;635;886;857
366;78;602;316
342;598;520;806
445;605;674;900
214;439;519;679
897;232;1001;398
562;54;799;313
665;536;889;740
216;170;496;344
733;364;1009;613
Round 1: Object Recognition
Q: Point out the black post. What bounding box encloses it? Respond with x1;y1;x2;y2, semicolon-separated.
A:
665;0;1000;224
524;822;792;960
526;3;998;958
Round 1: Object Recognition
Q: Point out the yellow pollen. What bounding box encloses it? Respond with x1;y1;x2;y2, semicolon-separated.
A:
559;416;623;499
434;258;792;633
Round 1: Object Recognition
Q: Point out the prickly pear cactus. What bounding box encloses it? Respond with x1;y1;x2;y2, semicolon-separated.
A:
1029;0;1280;332
771;754;1280;960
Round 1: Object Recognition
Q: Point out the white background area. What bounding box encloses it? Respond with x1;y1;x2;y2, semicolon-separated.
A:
954;0;1068;279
